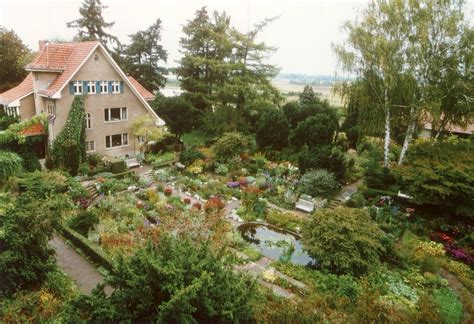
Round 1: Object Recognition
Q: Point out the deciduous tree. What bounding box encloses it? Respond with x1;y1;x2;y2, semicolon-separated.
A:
0;27;31;92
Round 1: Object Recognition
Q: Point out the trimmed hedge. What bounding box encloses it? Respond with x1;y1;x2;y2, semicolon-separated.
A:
56;224;114;272
108;157;127;174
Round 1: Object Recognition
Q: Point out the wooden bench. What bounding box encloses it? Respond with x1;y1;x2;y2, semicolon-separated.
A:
295;195;315;213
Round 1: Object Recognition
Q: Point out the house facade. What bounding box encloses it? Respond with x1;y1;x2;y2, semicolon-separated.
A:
0;40;164;157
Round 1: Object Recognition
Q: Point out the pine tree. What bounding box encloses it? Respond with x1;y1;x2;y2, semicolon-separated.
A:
119;19;168;91
67;0;119;49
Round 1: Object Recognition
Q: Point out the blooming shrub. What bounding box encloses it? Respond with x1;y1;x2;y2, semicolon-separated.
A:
192;202;202;210
415;241;445;258
183;197;191;205
262;269;277;283
164;188;172;196
204;197;225;212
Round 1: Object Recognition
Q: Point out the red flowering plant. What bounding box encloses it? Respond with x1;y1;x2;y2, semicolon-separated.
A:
204;196;225;212
192;202;202;210
183;197;191;205
76;197;91;209
164;188;173;196
430;232;454;244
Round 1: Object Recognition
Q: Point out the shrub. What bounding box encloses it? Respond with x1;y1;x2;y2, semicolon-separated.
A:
393;139;474;218
179;147;205;166
0;194;56;296
68;210;99;236
345;191;365;208
265;209;301;232
213;132;252;162
433;288;463;324
65;235;257;322
298;169;339;198
19;151;41;172
298;145;347;180
63;139;80;176
108;158;126;174
255;109;289;150
302;207;385;276
0;151;23;184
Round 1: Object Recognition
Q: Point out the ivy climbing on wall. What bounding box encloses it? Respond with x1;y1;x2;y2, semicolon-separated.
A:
51;96;86;174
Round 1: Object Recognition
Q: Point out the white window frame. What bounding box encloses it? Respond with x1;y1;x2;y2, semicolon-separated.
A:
85;113;92;129
104;107;127;122
47;103;55;116
112;81;120;94
105;133;128;149
87;81;96;94
137;135;146;144
100;81;108;94
86;140;96;152
73;81;83;95
6;106;19;117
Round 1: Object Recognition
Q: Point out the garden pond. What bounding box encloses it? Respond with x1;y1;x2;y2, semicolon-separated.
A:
237;222;315;266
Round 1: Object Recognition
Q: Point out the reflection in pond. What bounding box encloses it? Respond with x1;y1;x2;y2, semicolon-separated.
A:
237;223;315;266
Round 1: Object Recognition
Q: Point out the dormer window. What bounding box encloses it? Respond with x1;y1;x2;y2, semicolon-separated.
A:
73;81;83;95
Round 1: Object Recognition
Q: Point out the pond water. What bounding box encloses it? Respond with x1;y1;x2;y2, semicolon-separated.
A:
237;223;315;266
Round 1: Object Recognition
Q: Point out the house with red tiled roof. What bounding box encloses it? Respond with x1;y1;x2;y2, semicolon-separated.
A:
0;40;164;157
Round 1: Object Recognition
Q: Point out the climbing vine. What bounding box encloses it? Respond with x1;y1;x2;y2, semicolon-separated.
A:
51;96;86;171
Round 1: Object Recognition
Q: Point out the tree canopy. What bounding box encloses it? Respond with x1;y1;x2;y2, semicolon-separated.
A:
0;27;31;92
153;95;200;139
393;139;474;219
119;19;168;91
176;7;281;112
67;0;119;49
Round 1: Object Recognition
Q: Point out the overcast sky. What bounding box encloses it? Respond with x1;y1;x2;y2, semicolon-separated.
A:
1;0;473;76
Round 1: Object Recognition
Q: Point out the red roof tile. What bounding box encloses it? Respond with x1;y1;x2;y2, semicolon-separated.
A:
127;76;155;100
26;43;76;71
20;123;45;136
34;41;100;97
0;73;33;105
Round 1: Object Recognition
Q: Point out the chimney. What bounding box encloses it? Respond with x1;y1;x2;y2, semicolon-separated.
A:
39;40;47;51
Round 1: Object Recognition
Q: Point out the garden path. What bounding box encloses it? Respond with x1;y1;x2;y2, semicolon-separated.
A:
50;234;112;295
440;269;473;323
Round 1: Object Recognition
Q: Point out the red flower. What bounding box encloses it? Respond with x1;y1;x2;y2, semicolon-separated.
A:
183;197;191;204
164;188;173;196
192;202;202;210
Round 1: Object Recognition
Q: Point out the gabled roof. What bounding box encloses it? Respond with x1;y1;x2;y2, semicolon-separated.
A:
0;73;33;105
34;41;100;97
127;76;155;101
25;43;78;72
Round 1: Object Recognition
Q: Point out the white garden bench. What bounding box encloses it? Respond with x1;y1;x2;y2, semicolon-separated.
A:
295;195;315;213
125;157;140;168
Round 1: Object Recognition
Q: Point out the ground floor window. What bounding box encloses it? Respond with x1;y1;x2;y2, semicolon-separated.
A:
86;140;95;152
5;106;19;117
105;133;128;148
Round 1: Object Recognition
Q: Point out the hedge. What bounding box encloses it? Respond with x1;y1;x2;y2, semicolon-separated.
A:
56;223;114;272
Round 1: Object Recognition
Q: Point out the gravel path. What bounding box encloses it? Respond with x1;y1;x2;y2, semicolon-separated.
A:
50;234;112;295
